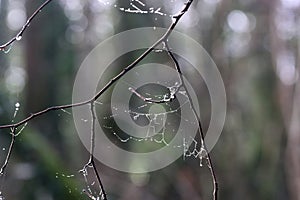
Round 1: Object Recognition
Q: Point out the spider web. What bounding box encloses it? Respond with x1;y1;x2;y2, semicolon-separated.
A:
97;75;206;162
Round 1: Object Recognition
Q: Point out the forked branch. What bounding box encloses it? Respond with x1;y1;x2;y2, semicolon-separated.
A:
164;41;218;200
0;0;194;130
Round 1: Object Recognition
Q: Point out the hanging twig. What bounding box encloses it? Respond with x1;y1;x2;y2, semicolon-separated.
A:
0;128;16;175
125;39;219;200
79;102;107;200
164;41;218;200
88;102;107;200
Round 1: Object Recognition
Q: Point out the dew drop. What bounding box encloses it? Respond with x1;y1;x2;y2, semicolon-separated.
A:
15;102;20;108
16;36;22;41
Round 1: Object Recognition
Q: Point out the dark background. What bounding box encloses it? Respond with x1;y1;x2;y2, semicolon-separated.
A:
0;0;299;199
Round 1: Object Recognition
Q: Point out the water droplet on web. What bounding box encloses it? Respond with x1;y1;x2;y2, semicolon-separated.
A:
16;35;22;41
2;148;5;151
163;94;170;101
60;109;71;115
179;90;187;97
12;102;21;119
133;113;140;120
153;26;156;30
81;119;88;122
138;104;147;109
113;106;118;111
95;101;103;105
199;158;203;167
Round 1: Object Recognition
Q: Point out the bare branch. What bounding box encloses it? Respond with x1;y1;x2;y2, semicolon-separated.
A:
0;0;194;130
89;102;107;200
0;0;54;51
79;101;107;200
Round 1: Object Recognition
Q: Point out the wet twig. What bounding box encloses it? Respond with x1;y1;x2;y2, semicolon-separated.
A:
0;0;54;51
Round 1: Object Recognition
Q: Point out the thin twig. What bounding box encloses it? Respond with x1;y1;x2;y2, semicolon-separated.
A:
80;160;107;200
0;102;89;129
90;159;107;200
90;102;97;157
0;128;16;174
0;0;54;51
164;41;218;200
89;102;107;200
79;102;107;200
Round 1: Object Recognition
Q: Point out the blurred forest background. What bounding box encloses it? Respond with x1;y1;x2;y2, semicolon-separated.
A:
0;0;300;199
